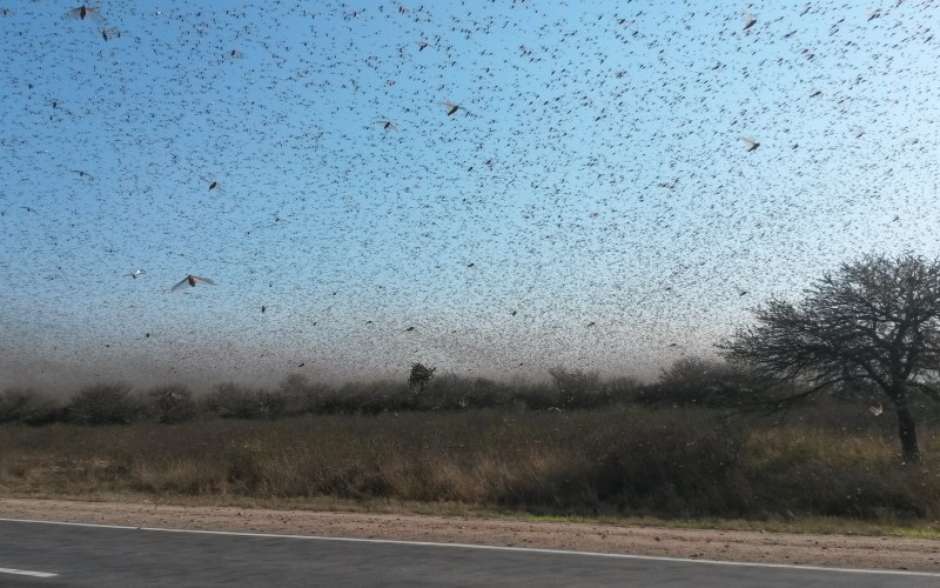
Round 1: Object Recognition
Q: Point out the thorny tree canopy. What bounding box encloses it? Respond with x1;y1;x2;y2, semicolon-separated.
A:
719;254;940;403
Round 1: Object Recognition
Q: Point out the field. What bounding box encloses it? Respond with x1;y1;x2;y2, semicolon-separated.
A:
1;405;938;530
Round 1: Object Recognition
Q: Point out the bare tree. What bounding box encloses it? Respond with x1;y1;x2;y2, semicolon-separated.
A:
719;254;940;464
408;362;436;393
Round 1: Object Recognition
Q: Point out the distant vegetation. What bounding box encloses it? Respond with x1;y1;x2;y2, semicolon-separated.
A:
2;354;938;429
0;357;774;426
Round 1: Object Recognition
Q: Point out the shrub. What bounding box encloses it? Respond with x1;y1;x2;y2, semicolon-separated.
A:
0;388;62;425
511;382;560;410
278;374;324;415
67;383;141;425
204;383;263;419
203;383;289;420
423;375;514;410
549;367;613;409
605;376;642;405
342;380;412;414
586;417;748;516
147;384;197;424
256;389;287;419
645;357;756;407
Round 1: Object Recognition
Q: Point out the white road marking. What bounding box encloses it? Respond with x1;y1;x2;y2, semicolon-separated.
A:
0;566;58;578
0;516;938;578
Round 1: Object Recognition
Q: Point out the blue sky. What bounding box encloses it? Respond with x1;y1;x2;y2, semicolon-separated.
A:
2;1;940;390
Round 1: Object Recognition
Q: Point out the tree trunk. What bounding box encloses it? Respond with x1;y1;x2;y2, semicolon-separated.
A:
894;399;920;464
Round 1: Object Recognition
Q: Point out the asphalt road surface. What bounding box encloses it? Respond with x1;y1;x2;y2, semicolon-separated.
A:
0;519;937;587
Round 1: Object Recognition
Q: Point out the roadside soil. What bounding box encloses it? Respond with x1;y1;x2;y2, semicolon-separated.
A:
1;497;938;572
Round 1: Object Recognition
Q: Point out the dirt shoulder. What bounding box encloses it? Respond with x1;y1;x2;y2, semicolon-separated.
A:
1;497;938;572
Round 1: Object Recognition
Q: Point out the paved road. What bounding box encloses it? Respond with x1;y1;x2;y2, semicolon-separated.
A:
0;519;937;587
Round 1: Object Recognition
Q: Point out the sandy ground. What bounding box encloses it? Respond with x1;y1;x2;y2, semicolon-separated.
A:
0;498;938;572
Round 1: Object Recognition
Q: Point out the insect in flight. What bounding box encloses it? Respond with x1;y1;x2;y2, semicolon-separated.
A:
443;100;462;116
66;5;99;20
374;119;399;131
171;274;216;291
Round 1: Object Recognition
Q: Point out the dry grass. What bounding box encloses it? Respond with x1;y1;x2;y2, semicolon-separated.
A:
1;408;938;525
